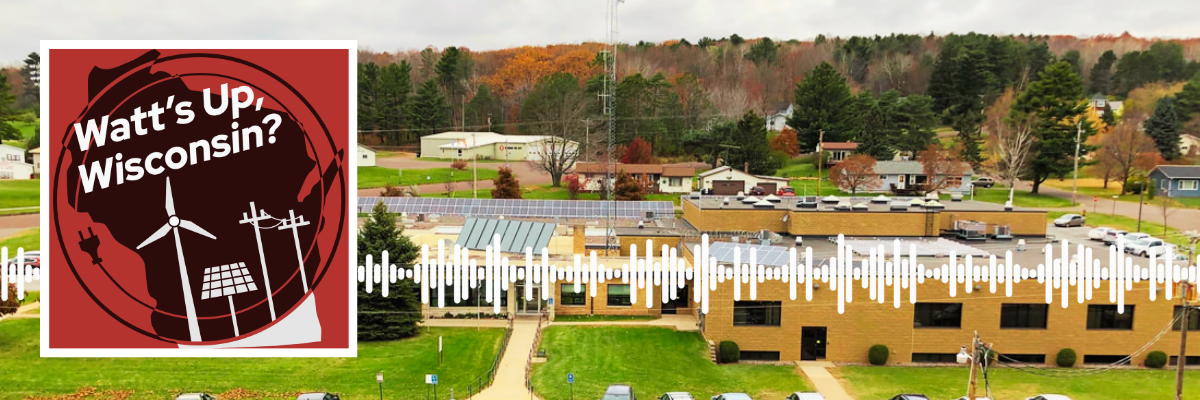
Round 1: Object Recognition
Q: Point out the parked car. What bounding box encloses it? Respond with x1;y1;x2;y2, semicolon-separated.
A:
1025;395;1073;400
1052;214;1085;227
749;186;767;196
955;397;991;400
887;395;930;400
710;394;753;400
658;393;694;400
176;394;216;400
972;177;995;188
1087;227;1117;241
296;394;339;400
786;392;825;400
1101;229;1129;245
778;187;796;197
1126;238;1177;257
1119;232;1152;251
2;250;40;269
603;384;636;400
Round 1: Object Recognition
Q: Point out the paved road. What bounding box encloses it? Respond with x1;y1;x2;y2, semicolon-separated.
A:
0;214;39;238
1013;181;1200;232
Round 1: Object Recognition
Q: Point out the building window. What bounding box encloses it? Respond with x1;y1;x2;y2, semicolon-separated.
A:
5;154;19;161
1174;306;1200;331
880;175;887;180
1083;355;1130;365
911;353;958;363
1087;305;1134;330
669;177;682;187
1001;354;1046;363
733;301;782;326
607;284;631;306
1170;356;1200;366
913;303;962;328
739;351;781;361
443;281;508;307
363;154;369;159
561;284;586;306
1000;304;1048;329
1181;180;1199;191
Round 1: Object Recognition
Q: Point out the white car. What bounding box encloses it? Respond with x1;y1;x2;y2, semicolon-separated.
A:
1087;227;1117;241
1025;395;1073;400
1119;232;1152;251
956;397;991;400
1126;238;1178;258
787;393;826;400
1102;229;1129;245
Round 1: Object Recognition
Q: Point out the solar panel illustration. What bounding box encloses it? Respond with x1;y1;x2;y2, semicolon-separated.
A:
357;197;674;219
200;262;259;300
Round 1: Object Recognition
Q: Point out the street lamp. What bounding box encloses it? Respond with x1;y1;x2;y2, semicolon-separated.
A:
376;371;384;400
956;345;972;364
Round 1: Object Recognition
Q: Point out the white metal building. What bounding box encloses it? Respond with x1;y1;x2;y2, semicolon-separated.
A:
419;131;577;162
357;144;377;167
0;144;33;180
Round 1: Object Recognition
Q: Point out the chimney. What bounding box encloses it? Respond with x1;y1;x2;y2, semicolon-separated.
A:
573;225;586;254
744;162;749;174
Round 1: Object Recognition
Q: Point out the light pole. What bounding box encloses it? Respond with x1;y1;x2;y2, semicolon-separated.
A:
816;130;825;196
1179;231;1200;400
472;132;478;199
377;371;384;400
1072;121;1082;207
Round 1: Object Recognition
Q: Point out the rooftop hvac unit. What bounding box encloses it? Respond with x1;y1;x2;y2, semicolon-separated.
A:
994;225;1013;240
889;201;909;210
646;211;656;219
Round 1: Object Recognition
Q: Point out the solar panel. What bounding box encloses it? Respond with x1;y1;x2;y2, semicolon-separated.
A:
455;217;557;253
200;262;259;300
707;242;794;267
358;197;673;219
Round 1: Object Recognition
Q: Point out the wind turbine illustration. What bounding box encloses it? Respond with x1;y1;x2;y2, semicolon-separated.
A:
136;177;217;342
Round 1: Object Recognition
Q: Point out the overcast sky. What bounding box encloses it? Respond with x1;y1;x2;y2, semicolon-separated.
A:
6;0;1199;63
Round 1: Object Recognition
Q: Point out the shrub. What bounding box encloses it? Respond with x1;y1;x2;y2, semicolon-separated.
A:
1056;348;1077;367
1146;180;1157;200
1145;351;1168;368
451;159;469;170
564;174;585;200
868;344;889;365
491;167;523;199
718;341;740;364
1;283;23;316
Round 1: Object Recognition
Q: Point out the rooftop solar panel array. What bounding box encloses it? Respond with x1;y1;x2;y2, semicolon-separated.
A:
455;217;556;253
707;242;794;267
358;197;674;219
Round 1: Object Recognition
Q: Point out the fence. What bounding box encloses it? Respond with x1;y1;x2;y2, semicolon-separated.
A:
524;310;549;393
465;315;514;399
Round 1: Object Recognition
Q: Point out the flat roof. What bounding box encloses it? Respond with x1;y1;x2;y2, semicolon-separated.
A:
683;196;1038;213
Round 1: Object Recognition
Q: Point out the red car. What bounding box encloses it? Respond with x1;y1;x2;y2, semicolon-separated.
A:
778;187;796;197
748;186;767;196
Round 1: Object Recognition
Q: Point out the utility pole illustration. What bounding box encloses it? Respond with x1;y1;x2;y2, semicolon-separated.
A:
239;202;277;320
277;209;312;292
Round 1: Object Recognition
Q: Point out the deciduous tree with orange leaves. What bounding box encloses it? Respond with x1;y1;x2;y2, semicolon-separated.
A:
917;144;969;194
621;137;654;164
770;127;800;157
829;154;881;195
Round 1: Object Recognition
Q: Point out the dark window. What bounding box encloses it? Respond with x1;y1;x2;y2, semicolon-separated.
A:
1173;306;1200;331
1000;304;1048;329
607;284;631;306
739;351;781;361
913;303;962;328
443;280;507;307
911;353;958;363
1170;356;1200;366
1087;305;1134;330
561;284;586;306
1000;354;1046;363
1083;355;1130;365
733;301;782;326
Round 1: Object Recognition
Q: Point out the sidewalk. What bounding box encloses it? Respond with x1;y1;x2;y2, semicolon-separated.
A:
473;318;542;400
0;303;40;322
797;361;854;400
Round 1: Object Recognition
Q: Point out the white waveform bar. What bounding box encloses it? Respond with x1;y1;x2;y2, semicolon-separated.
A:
358;234;1199;314
1;247;41;303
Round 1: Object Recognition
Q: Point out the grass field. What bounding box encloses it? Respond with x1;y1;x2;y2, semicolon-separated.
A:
422;185;683;205
551;314;656;322
1047;211;1188;246
1043;177;1200;209
0;320;504;400
530;326;809;400
357;166;499;189
418;157;508;163
19;291;39;305
840;365;1200;400
0;179;39;209
971;186;1075;208
2;120;38;149
0;228;39;252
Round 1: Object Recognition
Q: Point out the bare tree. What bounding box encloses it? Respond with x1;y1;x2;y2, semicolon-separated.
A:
522;73;588;187
986;89;1037;188
830;154;883;195
1097;113;1158;194
918;144;969;194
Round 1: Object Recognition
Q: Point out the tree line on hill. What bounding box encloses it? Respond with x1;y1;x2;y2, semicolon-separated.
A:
0;52;40;156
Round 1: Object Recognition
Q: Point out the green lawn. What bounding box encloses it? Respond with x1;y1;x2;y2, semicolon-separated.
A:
2;120;38;149
358;166;499;189
422;185;683;205
776;157;821;179
1048;211;1187;247
0;228;39;252
531;326;808;400
19;291;39;305
0;179;39;209
551;314;656;322
0;319;504;400
841;365;1200;400
972;187;1075;208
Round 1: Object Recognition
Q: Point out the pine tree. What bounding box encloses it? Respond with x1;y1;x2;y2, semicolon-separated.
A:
465;84;502;132
0;74;19;141
491;167;522;199
1088;50;1117;95
787;62;855;151
357;201;421;341
357;62;382;134
1145;96;1183;160
1100;103;1116;128
378;61;412;143
19;52;39;110
895;94;939;156
1176;72;1200;119
733;110;777;175
1014;61;1096;193
408;79;450;138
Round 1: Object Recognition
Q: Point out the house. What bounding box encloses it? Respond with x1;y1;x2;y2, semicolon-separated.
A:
819;142;858;164
872;160;974;193
357;144;376;167
1181;134;1200;157
420;131;578;162
1089;94;1123;118
697;166;791;195
1149;165;1200;198
28;147;40;176
766;104;793;132
574;162;695;193
0;143;33;180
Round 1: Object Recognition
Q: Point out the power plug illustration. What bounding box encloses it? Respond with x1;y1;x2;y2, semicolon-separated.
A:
77;227;102;265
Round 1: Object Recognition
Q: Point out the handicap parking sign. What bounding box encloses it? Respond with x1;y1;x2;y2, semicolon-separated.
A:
567;373;574;383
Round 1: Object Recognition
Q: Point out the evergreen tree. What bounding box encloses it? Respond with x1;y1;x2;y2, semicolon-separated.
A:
465;84;502;132
787;62;854;151
378;61;412;143
1062;50;1083;77
1100;102;1116;128
895;94;939;156
408;79;450;138
25;126;39;163
0;75;20;141
1088;50;1117;95
729;34;745;46
19;52;39;110
745;37;779;65
491;167;522;199
1145;96;1183;160
356;62;382;135
357;201;421;341
1014;61;1096;193
1176;72;1200;118
854;90;898;160
732;110;777;175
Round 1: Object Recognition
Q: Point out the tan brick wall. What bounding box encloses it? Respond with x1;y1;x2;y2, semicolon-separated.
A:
551;279;662;318
700;278;1200;365
619;236;682;256
788;212;933;236
940;211;1047;236
682;200;788;233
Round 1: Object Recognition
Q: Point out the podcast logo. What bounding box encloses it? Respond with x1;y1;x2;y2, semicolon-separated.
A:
42;41;355;356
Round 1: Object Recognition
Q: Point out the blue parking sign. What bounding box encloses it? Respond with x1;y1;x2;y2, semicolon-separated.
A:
567;373;574;383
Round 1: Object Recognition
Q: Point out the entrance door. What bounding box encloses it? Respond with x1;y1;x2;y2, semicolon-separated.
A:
517;286;545;314
712;180;744;195
662;285;689;314
800;327;827;360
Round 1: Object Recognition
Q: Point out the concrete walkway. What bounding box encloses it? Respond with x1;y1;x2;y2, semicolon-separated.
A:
473;318;542;400
420;318;510;328
797;361;854;400
550;314;700;331
0;303;40;322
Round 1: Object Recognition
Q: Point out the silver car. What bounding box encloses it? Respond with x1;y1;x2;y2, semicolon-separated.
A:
1053;214;1085;227
787;393;826;400
659;393;694;400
